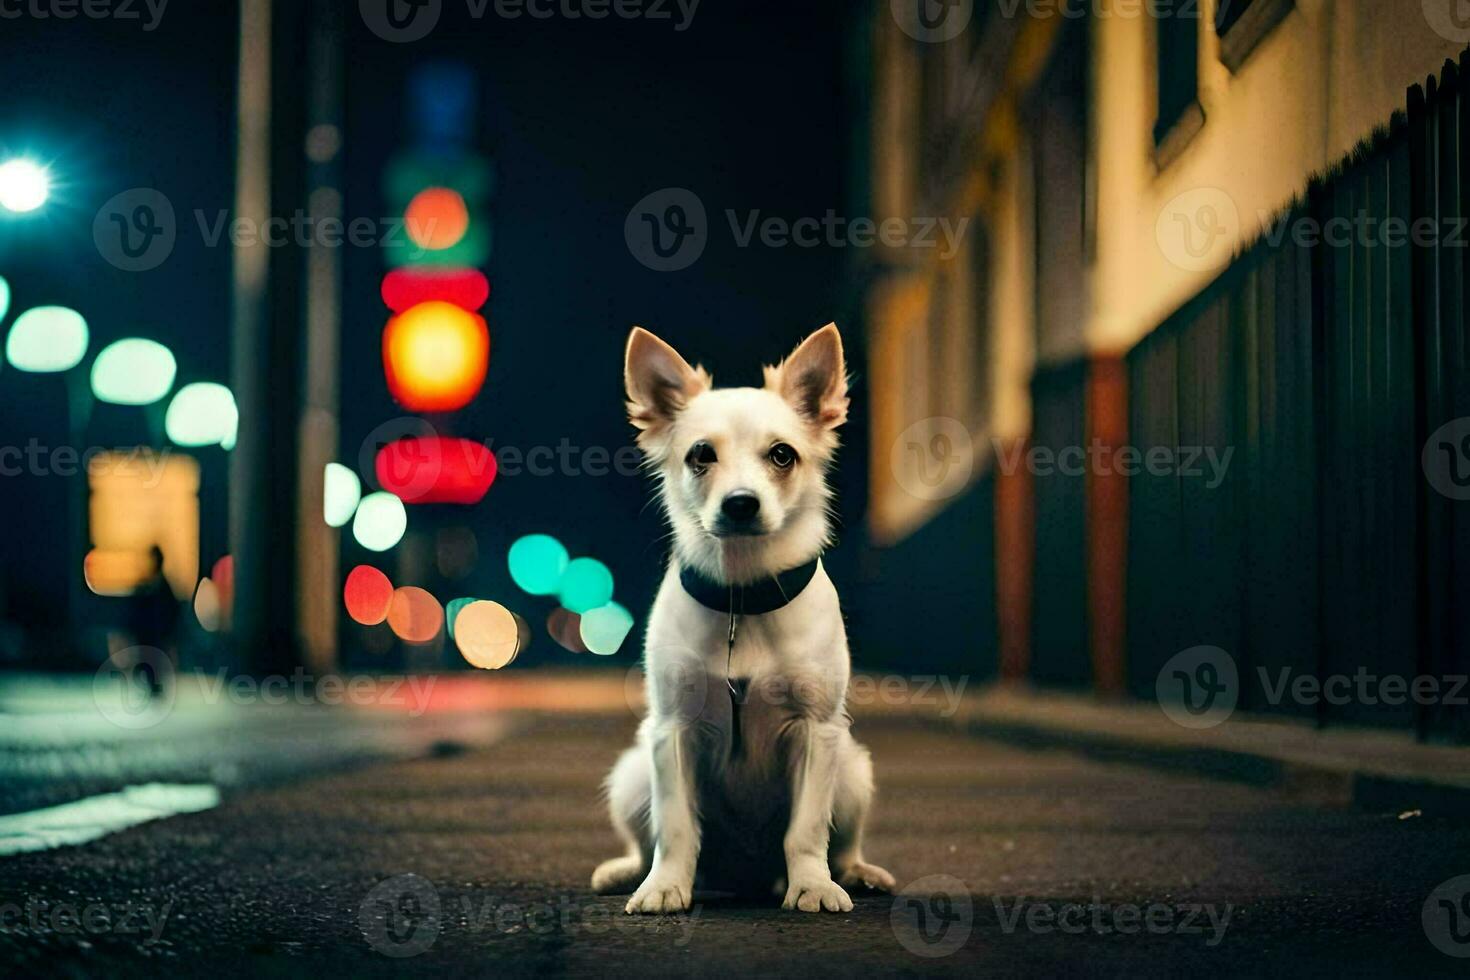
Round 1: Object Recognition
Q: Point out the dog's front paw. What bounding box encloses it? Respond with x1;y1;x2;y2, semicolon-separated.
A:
782;873;853;913
836;860;896;893
625;872;693;915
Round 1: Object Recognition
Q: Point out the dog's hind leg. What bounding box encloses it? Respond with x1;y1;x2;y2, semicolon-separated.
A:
829;737;896;893
591;747;654;894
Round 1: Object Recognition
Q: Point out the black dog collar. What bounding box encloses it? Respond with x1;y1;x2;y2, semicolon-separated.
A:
678;557;821;615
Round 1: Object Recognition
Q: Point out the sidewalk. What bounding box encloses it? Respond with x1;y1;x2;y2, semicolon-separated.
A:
944;684;1470;815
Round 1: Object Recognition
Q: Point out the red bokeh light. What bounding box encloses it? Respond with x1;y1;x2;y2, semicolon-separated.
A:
211;554;234;612
375;435;497;505
344;565;394;625
381;268;491;313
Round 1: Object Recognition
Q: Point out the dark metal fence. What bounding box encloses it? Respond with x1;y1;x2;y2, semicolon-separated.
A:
1123;56;1470;740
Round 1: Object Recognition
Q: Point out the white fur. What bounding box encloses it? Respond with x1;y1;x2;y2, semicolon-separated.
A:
593;324;895;914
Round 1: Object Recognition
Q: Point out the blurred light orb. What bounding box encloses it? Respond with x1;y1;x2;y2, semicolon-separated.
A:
344;564;394;626
405;187;470;250
323;462;361;528
0;275;10;322
165;382;238;448
455;599;520;669
382;300;489;412
508;534;568;595
375;435;496;505
194;578;222;633
211;555;234;605
6;305;88;372
580;602;634;656
558;557;614;613
444;596;477;638
0;159;49;213
388;586;444;643
381;267;490;313
91;338;177;405
546;607;587;653
352;492;407;552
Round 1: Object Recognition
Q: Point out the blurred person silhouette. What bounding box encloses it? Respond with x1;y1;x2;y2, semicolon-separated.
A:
126;545;181;696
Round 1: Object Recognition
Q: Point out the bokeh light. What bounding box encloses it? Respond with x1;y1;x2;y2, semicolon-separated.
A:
559;557;614;613
375;435;496;504
90;338;177;405
546;607;588;653
352;492;407;552
0;275;10;322
508;534;568;595
344;565;394;625
165;382;238;448
323;463;361;527
454;599;520;669
381;267;490;313
580;602;634;656
388;586;444;643
6;305;88;372
210;555;234;623
382;300;489;412
0;159;49;213
404;187;470;250
444;596;477;638
194;578;222;632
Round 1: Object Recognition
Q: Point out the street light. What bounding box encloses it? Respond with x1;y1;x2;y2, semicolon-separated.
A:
0;159;50;213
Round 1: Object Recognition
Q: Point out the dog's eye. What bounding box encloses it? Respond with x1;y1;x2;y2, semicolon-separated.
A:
685;441;718;471
768;443;798;469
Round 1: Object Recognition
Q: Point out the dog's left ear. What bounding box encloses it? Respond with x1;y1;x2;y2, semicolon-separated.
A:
767;323;849;429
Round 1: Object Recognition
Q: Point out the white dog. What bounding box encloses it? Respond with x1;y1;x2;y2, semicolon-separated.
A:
592;323;895;914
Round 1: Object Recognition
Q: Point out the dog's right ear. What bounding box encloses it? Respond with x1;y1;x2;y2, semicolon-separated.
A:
624;327;710;439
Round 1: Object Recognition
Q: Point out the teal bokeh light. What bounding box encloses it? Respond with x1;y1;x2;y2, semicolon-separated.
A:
6;305;88;373
91;338;177;405
445;597;477;638
580;602;634;656
559;557;614;614
508;534;569;596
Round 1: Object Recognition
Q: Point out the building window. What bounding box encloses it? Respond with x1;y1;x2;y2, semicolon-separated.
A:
1153;7;1204;167
1215;0;1294;72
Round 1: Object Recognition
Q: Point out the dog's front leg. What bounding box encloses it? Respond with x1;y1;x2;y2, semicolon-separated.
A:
782;719;853;912
625;720;700;914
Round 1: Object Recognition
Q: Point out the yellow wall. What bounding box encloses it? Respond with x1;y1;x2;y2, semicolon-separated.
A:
1089;0;1462;353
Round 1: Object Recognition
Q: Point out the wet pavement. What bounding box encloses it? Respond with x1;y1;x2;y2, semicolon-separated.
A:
1;701;1469;977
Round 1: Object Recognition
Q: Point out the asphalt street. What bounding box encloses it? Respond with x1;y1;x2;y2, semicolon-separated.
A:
2;709;1469;977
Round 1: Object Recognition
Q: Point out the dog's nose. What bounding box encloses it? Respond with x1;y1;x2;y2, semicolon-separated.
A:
720;491;761;523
